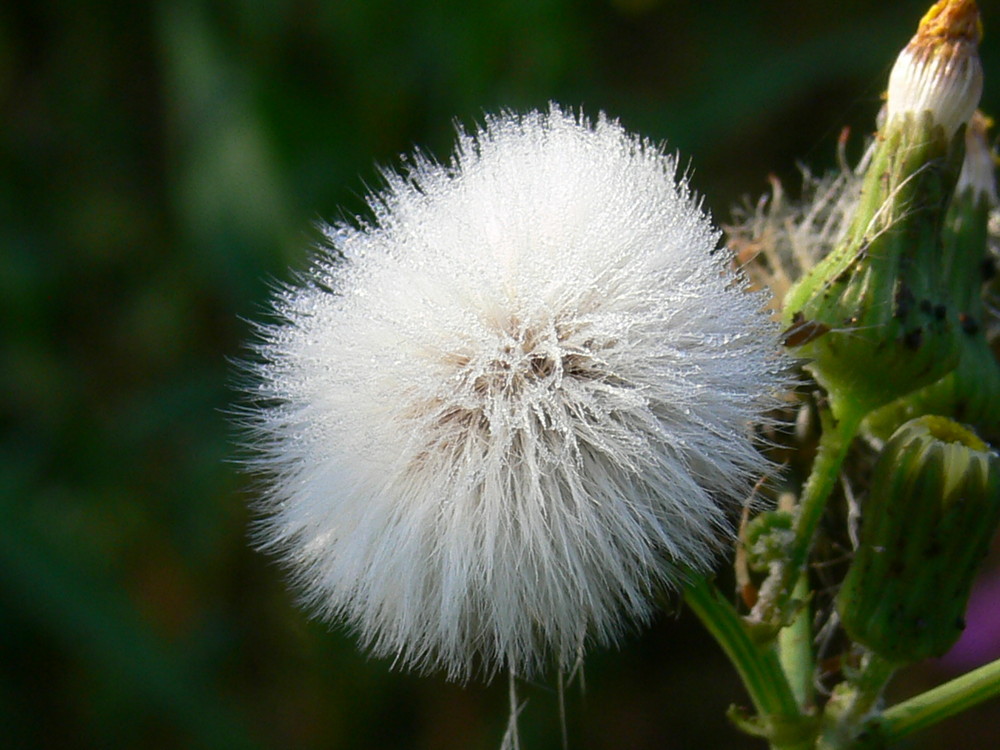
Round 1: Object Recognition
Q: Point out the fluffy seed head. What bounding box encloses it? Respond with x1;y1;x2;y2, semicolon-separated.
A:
242;106;787;680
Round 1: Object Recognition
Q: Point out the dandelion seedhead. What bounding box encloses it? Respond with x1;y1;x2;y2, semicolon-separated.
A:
241;105;788;680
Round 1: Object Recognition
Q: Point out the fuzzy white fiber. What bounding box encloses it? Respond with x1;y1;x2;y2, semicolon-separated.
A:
244;106;786;680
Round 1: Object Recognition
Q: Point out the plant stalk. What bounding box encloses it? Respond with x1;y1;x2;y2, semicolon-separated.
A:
749;405;863;631
684;577;814;750
874;657;1000;743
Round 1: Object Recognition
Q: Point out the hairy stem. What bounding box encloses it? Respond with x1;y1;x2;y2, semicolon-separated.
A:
749;405;863;631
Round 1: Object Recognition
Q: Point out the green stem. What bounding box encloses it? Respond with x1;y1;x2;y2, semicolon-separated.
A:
749;405;863;630
779;574;814;711
849;653;896;723
875;657;1000;743
684;577;813;750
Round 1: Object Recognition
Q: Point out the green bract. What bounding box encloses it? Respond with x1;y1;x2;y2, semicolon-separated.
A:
782;111;965;422
866;115;1000;442
837;416;1000;664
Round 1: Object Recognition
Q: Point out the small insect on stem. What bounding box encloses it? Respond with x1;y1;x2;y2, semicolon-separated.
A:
782;312;831;347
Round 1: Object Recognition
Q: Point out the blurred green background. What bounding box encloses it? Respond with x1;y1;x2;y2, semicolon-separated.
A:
3;1;1000;748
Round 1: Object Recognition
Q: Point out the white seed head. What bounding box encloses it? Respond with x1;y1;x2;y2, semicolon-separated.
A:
886;0;982;139
242;105;788;680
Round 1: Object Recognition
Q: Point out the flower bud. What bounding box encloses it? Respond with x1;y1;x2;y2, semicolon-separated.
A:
743;509;795;574
837;416;1000;664
953;110;997;207
866;112;1000;441
887;0;983;140
782;1;981;422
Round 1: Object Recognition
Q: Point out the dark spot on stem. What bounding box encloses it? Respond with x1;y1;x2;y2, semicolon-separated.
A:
894;281;914;319
903;328;923;350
